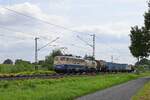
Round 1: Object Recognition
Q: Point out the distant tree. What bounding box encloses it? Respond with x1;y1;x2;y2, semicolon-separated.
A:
51;49;63;58
15;59;31;65
44;49;63;70
3;59;13;64
38;60;45;65
135;58;150;66
84;54;94;60
13;59;33;72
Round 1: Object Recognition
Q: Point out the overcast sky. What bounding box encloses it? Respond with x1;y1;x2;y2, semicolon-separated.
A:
0;0;148;64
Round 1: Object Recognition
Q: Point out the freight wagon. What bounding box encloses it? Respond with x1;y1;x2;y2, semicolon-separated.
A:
105;62;132;72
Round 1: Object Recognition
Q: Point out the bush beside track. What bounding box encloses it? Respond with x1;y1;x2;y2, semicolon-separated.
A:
0;70;56;78
0;73;149;100
0;64;56;78
0;64;34;73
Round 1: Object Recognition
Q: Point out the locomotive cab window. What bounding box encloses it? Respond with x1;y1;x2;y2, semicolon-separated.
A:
66;58;69;61
60;57;65;61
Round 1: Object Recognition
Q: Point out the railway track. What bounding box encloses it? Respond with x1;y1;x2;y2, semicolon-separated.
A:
0;73;97;80
0;74;65;80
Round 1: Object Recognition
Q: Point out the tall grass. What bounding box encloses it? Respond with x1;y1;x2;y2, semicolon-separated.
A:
0;64;34;73
132;81;150;100
0;64;50;73
0;73;145;100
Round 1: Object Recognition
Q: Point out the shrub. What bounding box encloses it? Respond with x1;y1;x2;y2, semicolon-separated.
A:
0;64;34;73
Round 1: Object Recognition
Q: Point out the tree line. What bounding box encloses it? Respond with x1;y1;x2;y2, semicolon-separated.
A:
2;49;94;72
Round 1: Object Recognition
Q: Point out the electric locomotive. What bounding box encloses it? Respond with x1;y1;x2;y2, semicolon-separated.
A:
53;56;97;73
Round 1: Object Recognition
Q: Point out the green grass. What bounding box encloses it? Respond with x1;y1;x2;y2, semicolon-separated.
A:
0;64;34;73
0;70;56;77
0;64;51;74
132;81;150;100
15;70;56;75
0;73;147;100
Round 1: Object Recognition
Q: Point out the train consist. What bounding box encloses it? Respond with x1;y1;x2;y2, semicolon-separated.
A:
53;56;134;73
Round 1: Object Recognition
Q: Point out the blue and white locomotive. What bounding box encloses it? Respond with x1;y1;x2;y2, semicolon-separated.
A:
53;56;97;73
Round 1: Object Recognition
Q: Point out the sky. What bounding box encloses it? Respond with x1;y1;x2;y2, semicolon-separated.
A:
0;0;148;64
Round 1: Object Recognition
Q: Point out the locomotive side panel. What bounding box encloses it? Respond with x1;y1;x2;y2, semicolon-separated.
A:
54;56;99;73
54;56;87;73
85;60;97;68
54;56;86;66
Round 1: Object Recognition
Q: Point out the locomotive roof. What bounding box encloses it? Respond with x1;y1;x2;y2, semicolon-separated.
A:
56;56;84;60
56;56;106;62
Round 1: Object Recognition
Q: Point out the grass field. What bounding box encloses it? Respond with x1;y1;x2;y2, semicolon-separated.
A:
0;70;56;77
0;73;148;100
0;64;34;73
132;81;150;100
0;64;51;74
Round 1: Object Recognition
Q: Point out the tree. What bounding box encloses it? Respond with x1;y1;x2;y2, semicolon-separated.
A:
15;59;31;65
144;2;150;54
129;26;149;62
44;49;63;70
144;1;150;30
135;58;150;66
14;59;33;72
129;1;150;62
38;60;45;65
84;54;94;60
50;49;63;58
3;59;13;64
